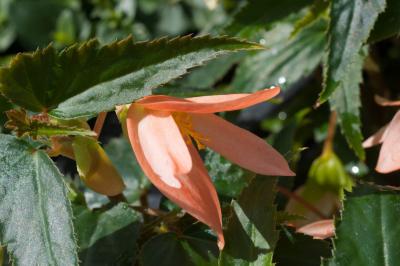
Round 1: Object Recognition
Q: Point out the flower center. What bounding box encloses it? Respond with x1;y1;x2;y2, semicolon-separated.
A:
173;112;207;150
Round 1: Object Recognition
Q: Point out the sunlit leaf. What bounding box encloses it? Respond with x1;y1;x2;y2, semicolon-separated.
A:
318;0;386;103
0;134;78;265
0;35;261;119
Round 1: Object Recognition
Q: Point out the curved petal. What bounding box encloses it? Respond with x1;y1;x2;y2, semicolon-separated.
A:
126;104;224;249
297;220;335;240
363;125;389;148
136;87;280;113
191;113;294;176
376;111;400;173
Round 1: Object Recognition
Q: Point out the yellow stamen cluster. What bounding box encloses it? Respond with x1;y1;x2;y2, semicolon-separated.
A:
173;112;207;150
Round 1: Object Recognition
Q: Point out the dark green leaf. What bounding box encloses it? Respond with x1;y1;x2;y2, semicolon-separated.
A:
0;134;78;265
329;47;367;159
318;0;386;102
140;233;218;266
274;227;331;266
104;137;150;203
324;184;400;265
369;0;400;42
225;0;313;37
0;36;260;118
204;149;254;198
73;203;142;265
232;19;326;92
219;176;278;265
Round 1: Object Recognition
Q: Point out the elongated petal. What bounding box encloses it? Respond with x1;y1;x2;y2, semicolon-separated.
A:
191;113;294;176
136;87;280;113
362;125;388;148
297;219;335;240
126;105;224;249
375;95;400;106
376;111;400;173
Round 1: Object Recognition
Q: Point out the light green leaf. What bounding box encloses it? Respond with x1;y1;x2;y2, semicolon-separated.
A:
104;137;150;203
0;134;78;265
233;19;326;92
225;0;313;38
0;35;261;119
369;0;400;42
324;184;400;265
219;176;278;265
329;47;367;159
73;203;142;265
140;233;218;266
318;0;386;103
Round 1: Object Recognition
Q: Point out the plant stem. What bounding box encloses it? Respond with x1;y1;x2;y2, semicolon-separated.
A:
277;186;328;219
322;111;337;154
93;112;107;139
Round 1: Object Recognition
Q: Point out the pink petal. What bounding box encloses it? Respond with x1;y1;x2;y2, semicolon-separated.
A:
191;113;295;176
136;87;280;113
363;125;389;148
126;104;224;249
376;110;400;173
375;95;400;106
297;219;335;239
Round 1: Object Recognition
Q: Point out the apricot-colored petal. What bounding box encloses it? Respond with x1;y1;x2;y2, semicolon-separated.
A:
126;104;224;249
136;87;280;113
363;125;389;148
376;111;400;173
191;113;295;176
375;95;400;106
297;219;335;240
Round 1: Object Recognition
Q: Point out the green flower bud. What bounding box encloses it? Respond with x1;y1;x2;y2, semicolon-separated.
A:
308;150;353;197
72;136;125;196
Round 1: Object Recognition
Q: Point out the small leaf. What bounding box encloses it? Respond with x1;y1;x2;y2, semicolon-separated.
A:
232;18;326;92
225;0;313;37
324;184;400;265
219;176;278;265
318;0;386;103
329;47;367;159
4;109;96;138
73;203;142;265
0;134;78;265
0;36;261;118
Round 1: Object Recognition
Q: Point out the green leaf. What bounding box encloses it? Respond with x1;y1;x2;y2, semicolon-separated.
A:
140;233;218;266
219;176;278;265
0;134;78;265
204;149;254;198
225;0;313;37
73;203;142;265
318;0;386;103
233;19;326;92
0;36;260;119
104;137;150;203
324;184;400;265
274;227;331;266
329;47;367;159
369;0;400;42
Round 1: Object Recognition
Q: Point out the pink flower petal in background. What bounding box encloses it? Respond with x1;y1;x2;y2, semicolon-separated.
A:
297;219;335;240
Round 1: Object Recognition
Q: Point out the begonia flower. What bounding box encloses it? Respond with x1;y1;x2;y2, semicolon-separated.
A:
297;219;335;239
363;97;400;173
124;87;294;249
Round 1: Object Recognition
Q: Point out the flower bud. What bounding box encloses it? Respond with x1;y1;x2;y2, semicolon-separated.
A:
72;136;125;196
308;150;353;197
